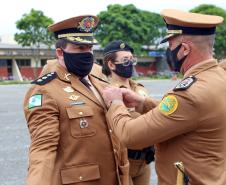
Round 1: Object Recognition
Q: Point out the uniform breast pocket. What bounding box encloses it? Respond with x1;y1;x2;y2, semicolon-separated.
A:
66;106;96;138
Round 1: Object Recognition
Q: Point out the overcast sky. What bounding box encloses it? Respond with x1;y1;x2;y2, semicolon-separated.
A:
1;0;226;37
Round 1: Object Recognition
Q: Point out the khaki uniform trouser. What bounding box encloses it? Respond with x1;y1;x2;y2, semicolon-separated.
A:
129;159;151;185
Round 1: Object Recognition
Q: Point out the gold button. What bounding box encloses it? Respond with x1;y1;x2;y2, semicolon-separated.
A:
109;129;112;133
113;149;117;153
79;112;83;115
79;176;83;181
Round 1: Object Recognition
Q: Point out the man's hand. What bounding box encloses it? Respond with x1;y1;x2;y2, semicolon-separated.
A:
121;88;145;108
102;87;123;108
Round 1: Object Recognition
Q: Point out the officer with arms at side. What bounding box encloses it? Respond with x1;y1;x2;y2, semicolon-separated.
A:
102;9;226;185
102;40;156;185
23;15;129;185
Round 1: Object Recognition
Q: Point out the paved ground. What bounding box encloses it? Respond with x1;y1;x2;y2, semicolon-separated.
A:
0;79;179;185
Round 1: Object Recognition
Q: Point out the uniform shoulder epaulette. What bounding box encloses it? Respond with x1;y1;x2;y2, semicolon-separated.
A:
90;74;110;84
173;76;197;91
31;72;57;85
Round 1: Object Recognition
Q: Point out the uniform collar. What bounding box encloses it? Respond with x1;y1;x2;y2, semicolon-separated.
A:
184;58;218;78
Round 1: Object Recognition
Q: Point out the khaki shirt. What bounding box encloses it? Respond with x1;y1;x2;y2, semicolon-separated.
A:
24;63;129;185
106;59;226;185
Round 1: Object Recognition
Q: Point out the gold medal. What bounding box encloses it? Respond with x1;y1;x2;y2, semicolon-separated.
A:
80;118;88;128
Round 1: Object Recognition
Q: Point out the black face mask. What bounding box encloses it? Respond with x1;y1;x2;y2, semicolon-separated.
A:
62;50;94;78
113;62;133;78
166;44;187;72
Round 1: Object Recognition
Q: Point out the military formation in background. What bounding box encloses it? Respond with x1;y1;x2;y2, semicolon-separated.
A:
23;8;226;185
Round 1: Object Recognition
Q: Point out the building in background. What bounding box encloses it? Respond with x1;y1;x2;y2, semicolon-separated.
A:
0;37;168;81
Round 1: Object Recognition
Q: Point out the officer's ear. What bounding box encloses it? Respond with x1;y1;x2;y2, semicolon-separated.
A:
108;60;116;70
181;42;191;56
56;48;64;58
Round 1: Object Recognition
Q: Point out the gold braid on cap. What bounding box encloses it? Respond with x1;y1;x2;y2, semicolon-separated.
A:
58;33;93;39
66;36;97;44
167;30;183;34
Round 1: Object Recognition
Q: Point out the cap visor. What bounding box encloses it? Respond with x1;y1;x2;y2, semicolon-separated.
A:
160;34;178;44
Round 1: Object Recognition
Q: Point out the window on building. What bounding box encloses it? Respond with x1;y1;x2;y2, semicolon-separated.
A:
0;60;7;67
16;59;31;67
41;59;47;67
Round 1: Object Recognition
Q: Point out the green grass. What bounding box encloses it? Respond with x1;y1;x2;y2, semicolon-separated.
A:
0;80;31;85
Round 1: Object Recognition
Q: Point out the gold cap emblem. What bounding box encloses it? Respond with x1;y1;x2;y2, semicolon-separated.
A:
120;43;125;49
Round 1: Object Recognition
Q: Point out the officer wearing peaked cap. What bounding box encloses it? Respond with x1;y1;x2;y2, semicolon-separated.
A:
102;9;226;185
102;40;157;185
24;15;129;185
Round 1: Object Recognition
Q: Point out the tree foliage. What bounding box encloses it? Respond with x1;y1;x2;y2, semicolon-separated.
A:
15;9;55;48
95;4;165;56
190;4;226;59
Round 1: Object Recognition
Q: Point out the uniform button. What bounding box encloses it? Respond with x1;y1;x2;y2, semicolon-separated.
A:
113;149;117;153
79;112;83;115
109;129;112;133
79;176;83;181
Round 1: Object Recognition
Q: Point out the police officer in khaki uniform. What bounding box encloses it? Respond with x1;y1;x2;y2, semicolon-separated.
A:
102;40;155;185
102;9;226;185
23;15;129;185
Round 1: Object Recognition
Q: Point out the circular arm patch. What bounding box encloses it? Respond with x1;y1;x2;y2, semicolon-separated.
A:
159;95;178;115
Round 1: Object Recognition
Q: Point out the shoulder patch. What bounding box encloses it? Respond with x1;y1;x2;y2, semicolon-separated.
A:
31;72;57;85
159;95;178;115
173;76;196;91
90;74;110;84
28;94;42;109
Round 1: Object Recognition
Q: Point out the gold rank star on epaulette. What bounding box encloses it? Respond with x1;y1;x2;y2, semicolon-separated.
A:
31;72;57;85
173;76;197;91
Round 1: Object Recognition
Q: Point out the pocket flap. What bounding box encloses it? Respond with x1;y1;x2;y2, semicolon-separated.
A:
61;164;100;184
66;106;94;119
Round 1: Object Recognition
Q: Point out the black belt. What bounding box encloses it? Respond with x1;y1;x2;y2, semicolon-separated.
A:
128;146;155;164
